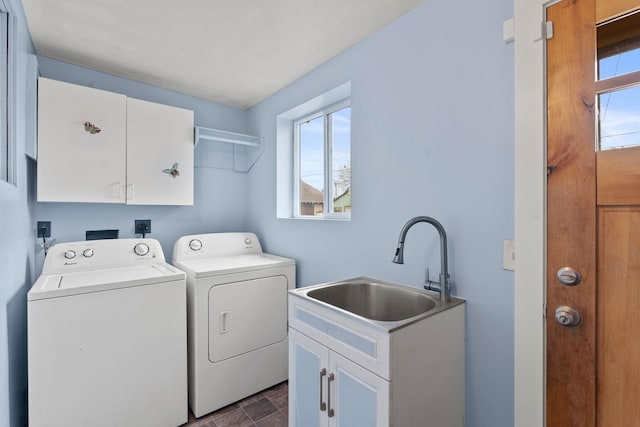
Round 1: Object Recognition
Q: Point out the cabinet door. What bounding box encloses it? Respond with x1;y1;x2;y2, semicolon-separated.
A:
329;351;389;427
126;98;194;205
37;77;127;202
289;328;329;427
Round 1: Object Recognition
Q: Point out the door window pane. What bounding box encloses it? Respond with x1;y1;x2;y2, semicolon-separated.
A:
599;85;640;150
597;11;640;80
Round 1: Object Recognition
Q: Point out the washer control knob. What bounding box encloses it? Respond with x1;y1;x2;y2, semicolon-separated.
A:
189;239;203;251
133;243;150;256
244;237;252;245
64;250;76;260
82;248;94;258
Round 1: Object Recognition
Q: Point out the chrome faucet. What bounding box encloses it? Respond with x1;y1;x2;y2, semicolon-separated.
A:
392;216;451;302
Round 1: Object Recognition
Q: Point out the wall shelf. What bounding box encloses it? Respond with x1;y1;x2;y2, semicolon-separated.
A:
194;126;262;147
193;126;264;173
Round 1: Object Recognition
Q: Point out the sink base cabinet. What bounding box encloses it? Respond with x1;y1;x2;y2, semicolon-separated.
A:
289;329;389;427
288;294;465;427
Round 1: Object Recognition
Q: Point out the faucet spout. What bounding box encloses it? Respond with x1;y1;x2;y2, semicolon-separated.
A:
391;216;450;302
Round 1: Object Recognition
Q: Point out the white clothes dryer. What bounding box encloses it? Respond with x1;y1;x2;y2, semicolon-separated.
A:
28;239;188;427
172;232;295;418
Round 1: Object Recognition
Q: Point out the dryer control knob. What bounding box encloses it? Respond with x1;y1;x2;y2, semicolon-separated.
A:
82;248;94;258
133;243;150;256
244;237;252;245
189;239;203;251
64;250;76;259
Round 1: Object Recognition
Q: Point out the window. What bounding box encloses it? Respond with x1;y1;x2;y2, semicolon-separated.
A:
276;82;351;220
596;10;640;150
294;99;351;218
0;4;14;184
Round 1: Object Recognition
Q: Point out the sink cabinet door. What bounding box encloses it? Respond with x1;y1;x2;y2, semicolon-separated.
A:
289;328;329;427
330;351;389;427
289;328;390;427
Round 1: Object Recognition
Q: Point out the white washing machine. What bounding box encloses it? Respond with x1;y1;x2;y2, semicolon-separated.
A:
172;232;295;417
28;238;188;427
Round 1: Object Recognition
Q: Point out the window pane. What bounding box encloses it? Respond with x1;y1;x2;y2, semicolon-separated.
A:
299;115;324;216
597;11;640;80
599;47;640;80
330;107;351;214
599;85;640;150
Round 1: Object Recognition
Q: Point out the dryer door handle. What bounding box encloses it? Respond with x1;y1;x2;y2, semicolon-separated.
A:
219;311;230;334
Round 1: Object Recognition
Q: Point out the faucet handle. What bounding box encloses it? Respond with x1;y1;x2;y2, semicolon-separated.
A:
424;268;441;292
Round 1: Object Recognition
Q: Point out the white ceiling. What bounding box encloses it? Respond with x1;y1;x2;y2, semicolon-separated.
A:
21;0;425;109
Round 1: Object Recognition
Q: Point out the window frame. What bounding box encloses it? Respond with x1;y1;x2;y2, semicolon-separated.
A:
0;1;15;185
293;97;351;219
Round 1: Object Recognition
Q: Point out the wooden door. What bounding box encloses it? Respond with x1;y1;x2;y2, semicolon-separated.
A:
547;1;640;425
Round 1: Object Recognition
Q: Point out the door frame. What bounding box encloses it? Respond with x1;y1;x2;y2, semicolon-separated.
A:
514;0;556;426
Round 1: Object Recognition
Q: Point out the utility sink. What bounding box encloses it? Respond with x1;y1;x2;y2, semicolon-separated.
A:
288;276;466;425
291;277;463;329
307;279;437;321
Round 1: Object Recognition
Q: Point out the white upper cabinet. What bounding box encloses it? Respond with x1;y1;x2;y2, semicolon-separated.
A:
126;98;194;205
37;77;127;203
36;77;194;205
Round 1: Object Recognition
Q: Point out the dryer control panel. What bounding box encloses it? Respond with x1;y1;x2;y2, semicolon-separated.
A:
172;232;263;262
42;238;166;275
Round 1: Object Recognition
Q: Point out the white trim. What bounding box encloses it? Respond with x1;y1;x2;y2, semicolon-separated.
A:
514;0;553;425
0;6;15;186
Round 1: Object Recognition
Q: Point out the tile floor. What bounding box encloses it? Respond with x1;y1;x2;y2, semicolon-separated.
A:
182;381;288;427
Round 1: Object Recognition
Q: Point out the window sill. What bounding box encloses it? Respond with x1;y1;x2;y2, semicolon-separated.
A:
281;215;351;222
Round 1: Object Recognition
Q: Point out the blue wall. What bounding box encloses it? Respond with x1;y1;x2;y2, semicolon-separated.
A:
2;0;515;426
246;1;515;426
0;0;37;425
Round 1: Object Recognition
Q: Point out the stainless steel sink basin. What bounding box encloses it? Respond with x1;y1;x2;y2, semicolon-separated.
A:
307;279;437;322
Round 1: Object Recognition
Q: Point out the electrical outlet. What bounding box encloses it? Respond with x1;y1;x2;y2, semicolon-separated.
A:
135;219;151;235
37;221;51;238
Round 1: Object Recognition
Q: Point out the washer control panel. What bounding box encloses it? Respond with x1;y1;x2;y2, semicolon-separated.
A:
42;239;166;275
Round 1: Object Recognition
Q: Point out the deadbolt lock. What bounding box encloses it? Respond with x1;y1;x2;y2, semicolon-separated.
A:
556;267;581;286
555;306;581;327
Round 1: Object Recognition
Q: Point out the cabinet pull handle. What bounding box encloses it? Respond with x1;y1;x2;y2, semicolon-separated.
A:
319;368;327;411
327;372;335;418
110;182;122;199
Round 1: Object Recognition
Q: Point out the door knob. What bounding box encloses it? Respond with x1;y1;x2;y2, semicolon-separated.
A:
556;267;581;286
555;306;581;326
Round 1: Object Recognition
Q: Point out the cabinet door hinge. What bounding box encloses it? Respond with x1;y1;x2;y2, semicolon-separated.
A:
544;21;554;40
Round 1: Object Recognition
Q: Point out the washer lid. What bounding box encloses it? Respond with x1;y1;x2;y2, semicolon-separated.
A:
28;263;185;301
172;253;294;278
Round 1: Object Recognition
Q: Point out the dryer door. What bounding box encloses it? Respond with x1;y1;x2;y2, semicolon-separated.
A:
208;275;288;362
